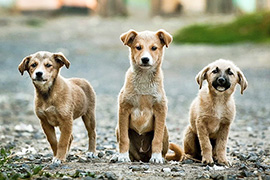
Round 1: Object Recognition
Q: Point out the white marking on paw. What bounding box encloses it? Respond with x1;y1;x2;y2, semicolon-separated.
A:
149;153;164;164
52;157;62;166
117;152;131;162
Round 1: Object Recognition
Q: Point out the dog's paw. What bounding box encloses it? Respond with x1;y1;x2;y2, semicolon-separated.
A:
202;156;214;165
149;153;164;164
86;152;97;159
52;157;62;166
117;152;131;162
217;158;230;167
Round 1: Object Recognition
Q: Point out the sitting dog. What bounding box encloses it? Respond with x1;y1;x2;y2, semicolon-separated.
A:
115;29;183;163
18;51;96;165
183;59;248;166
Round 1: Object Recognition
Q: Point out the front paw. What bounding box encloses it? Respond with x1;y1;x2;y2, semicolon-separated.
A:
216;157;230;166
150;153;164;164
202;155;214;165
52;157;62;166
117;152;131;162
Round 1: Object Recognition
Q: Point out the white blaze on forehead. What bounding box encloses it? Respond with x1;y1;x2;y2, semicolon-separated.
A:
141;51;153;65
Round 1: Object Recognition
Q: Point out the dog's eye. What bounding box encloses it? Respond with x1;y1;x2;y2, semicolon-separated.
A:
136;45;142;51
212;68;219;74
151;46;157;51
228;70;234;75
45;64;52;68
31;63;37;68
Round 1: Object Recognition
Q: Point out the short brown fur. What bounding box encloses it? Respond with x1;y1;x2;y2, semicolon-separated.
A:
18;51;96;164
184;59;248;166
116;29;184;163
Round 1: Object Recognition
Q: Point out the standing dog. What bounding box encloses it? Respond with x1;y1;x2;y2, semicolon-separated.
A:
183;59;248;165
18;51;96;165
115;29;182;163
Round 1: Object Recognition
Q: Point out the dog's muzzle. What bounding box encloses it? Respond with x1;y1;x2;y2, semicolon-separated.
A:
212;76;231;92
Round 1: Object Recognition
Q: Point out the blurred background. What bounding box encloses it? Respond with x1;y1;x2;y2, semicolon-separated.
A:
0;0;270;179
0;0;270;178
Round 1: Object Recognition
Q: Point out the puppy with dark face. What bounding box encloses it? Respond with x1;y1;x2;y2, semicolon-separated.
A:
184;59;248;166
18;51;96;165
115;29;183;163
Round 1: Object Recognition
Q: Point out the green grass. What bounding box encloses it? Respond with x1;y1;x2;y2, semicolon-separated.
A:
174;11;270;44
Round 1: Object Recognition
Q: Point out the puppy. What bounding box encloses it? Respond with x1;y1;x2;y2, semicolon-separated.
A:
18;51;96;165
183;59;248;166
115;29;183;163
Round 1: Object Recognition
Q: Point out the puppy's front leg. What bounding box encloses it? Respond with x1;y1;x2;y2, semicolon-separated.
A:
150;103;167;164
214;123;230;166
40;119;58;157
196;118;214;165
54;120;73;165
118;104;131;162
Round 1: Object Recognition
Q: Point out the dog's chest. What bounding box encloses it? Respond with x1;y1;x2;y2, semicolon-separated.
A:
129;96;155;135
36;105;60;126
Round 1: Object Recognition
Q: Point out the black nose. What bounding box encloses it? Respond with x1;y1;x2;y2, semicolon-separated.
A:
217;77;226;85
141;57;149;64
36;72;43;78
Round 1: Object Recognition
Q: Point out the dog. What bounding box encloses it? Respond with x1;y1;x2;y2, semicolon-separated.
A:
115;29;183;163
18;51;96;165
183;59;248;166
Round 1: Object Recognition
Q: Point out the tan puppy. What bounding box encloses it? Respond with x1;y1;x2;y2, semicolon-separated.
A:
18;51;96;165
184;59;248;166
115;29;179;163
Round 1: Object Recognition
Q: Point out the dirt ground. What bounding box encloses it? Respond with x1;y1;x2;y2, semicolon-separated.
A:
0;13;270;179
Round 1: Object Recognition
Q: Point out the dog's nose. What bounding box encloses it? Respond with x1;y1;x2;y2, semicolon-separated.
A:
36;72;43;78
217;77;226;85
141;57;149;64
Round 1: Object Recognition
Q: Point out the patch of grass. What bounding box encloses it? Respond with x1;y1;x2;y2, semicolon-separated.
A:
25;18;44;27
0;146;97;179
174;11;270;44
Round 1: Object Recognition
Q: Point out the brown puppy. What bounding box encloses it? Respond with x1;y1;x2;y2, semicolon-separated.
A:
115;29;180;163
184;59;248;166
18;51;96;165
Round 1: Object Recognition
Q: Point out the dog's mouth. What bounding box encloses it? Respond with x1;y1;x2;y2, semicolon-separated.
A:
139;64;152;69
212;78;231;92
33;78;48;82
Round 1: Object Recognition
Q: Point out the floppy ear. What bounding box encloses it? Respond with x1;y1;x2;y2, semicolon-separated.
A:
156;29;172;48
18;55;31;75
53;52;70;69
196;66;209;89
237;70;248;94
120;29;138;47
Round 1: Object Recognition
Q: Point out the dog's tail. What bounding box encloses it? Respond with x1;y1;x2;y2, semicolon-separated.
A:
165;143;184;161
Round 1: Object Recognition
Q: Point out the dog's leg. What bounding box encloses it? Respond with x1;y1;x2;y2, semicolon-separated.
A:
197;119;214;165
213;124;230;166
67;134;73;152
150;103;167;164
162;126;169;157
82;109;96;158
40;119;58;157
54;121;73;164
117;104;131;162
183;126;200;159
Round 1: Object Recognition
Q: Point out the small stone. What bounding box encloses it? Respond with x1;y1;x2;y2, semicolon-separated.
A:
129;165;142;171
204;165;211;171
105;150;115;155
171;166;181;172
104;172;117;180
162;168;171;173
98;151;105;158
182;159;193;164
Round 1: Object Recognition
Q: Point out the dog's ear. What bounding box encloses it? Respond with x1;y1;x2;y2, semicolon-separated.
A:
196;66;209;89
18;55;32;75
53;53;70;69
120;29;138;47
156;29;172;48
237;70;248;94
